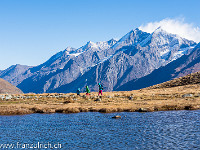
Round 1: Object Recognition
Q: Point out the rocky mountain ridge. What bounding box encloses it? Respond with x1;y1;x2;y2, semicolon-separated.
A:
116;43;200;91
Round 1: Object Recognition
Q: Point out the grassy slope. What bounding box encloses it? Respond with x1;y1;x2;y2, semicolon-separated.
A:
0;78;23;94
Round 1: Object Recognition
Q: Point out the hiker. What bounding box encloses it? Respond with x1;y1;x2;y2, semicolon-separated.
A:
77;88;80;96
98;83;103;96
86;86;90;96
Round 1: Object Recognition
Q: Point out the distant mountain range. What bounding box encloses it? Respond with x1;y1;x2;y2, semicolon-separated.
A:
0;27;199;93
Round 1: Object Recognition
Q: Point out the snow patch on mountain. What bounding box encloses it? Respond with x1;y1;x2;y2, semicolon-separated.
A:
171;46;195;61
70;39;117;55
65;51;82;57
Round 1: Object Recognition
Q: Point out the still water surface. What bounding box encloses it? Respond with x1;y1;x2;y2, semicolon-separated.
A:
0;110;200;149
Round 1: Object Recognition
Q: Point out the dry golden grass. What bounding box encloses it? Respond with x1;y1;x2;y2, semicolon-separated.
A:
0;84;200;115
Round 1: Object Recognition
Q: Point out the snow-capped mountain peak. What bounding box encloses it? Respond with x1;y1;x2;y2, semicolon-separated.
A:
65;46;76;52
107;38;118;45
76;39;118;53
112;28;150;49
151;26;196;47
143;27;197;65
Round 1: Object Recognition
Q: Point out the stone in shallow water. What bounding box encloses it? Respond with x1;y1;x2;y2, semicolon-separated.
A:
112;115;121;119
137;108;149;112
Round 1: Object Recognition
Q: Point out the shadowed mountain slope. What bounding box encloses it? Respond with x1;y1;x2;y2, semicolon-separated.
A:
116;43;200;91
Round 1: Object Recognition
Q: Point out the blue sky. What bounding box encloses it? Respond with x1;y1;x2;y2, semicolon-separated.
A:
0;0;200;70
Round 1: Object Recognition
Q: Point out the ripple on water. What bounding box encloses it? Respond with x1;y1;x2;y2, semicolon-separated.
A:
0;110;200;149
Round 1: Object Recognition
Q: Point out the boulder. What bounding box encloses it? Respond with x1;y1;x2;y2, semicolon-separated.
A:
128;96;133;100
106;96;112;98
182;94;193;98
112;115;121;119
184;105;193;110
94;98;101;102
137;108;149;112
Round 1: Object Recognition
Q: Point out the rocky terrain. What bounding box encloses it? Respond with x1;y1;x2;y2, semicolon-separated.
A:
0;71;200;115
0;27;197;94
0;84;199;115
0;78;23;94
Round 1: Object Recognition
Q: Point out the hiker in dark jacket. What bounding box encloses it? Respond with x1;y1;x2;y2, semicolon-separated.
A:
86;86;90;96
77;88;81;96
98;83;103;96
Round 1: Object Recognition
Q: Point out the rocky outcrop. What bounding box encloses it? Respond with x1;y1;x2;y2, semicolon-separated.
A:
148;71;200;89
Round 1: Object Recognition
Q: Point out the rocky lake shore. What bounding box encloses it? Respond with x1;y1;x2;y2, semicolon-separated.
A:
0;83;200;115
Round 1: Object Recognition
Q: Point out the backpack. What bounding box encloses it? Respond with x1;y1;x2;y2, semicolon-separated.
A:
100;85;103;90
